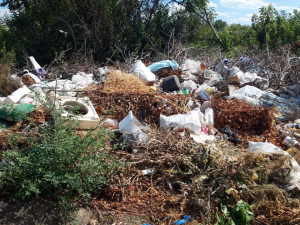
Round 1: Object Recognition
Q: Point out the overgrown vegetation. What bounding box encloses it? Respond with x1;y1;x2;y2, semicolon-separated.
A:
0;102;120;219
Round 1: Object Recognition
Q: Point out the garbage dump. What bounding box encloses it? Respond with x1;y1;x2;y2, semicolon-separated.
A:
0;55;300;225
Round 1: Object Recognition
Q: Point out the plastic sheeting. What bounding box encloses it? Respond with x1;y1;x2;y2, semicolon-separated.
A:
248;141;300;191
147;60;179;72
160;109;206;134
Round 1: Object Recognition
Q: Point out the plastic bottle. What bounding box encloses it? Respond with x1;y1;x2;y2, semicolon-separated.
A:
279;130;300;150
182;88;189;96
205;107;214;126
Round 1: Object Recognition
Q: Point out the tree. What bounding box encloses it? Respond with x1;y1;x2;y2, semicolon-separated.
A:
169;0;221;42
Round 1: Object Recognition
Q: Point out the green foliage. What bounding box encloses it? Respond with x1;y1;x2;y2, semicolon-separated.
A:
214;19;227;32
0;107;119;202
214;200;254;225
219;29;234;52
0;0;217;66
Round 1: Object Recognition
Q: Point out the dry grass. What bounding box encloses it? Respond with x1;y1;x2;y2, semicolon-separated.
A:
102;69;155;94
0;64;21;96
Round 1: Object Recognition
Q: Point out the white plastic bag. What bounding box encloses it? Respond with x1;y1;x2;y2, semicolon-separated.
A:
181;59;201;74
160;109;206;134
182;80;197;91
132;60;156;83
248;141;300;191
229;67;268;86
119;111;150;133
229;85;264;106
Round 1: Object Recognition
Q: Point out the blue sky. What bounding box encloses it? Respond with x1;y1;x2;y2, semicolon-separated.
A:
1;0;299;26
209;0;300;25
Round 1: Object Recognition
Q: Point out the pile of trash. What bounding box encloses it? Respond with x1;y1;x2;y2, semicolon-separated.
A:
1;55;300;224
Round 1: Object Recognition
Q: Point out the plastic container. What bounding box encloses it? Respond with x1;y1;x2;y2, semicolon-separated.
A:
162;75;180;92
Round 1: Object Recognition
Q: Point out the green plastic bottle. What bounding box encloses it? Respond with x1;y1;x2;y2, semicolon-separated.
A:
182;88;189;96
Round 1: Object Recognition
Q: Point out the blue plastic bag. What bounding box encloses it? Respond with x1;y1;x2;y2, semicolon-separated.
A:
147;60;179;72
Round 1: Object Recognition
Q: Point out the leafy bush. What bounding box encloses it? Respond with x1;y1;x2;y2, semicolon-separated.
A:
215;200;254;225
0;108;119;202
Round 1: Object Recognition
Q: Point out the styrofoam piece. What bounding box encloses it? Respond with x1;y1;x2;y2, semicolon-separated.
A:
2;85;32;105
55;96;100;129
29;56;41;70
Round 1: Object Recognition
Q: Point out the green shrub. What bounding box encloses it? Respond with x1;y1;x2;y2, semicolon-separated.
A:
0;109;119;202
215;200;254;225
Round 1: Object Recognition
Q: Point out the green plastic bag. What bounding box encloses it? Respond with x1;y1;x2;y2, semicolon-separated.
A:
0;104;35;122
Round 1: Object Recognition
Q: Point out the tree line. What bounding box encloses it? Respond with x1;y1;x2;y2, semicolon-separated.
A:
0;0;299;66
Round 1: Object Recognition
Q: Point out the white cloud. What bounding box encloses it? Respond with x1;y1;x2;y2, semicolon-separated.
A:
0;8;11;17
217;11;239;17
274;5;298;12
168;3;185;12
228;16;252;25
207;2;218;8
220;0;268;9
